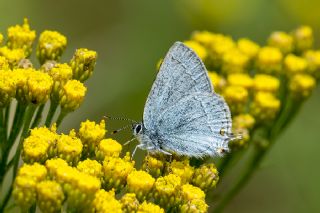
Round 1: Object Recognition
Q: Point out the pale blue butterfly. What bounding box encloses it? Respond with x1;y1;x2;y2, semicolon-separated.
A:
131;42;236;158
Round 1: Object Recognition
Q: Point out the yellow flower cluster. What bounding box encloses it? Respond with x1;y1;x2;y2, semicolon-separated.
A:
186;25;318;148
0;19;98;212
14;119;219;212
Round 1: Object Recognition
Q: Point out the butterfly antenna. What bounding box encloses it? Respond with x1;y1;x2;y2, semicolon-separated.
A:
111;124;131;135
124;137;136;146
103;115;136;123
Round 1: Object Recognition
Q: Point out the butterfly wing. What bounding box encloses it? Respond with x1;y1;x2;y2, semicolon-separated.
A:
156;92;232;157
143;42;213;130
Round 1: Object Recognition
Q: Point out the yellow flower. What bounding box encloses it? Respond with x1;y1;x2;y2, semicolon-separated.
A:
127;170;155;201
45;63;73;102
59;79;86;111
165;159;194;184
227;73;253;89
37;30;67;64
181;184;205;202
14;68;53;104
22;135;50;163
137;201;165;213
102;156;135;191
0;55;10;70
0;33;3;44
141;154;164;178
207;34;235;69
191;31;217;47
222;48;249;74
56;130;83;165
7;18;36;57
230;127;250;149
180;198;208;213
304;50;320;78
223;85;248;115
17;163;47;181
237;38;260;60
233;114;255;130
267;31;293;54
45;158;69;178
0;46;25;68
78;119;106;157
284;54;308;76
184;40;208;60
292;25;313;53
0;70;16;107
36;181;65;213
207;71;226;92
289;74;316;99
77;159;103;178
255;46;283;74
251;92;280;122
70;48;97;82
96;138;122;160
13;176;37;210
93;189;122;213
191;163;219;191
154;174;181;209
121;193;140;213
253;74;280;94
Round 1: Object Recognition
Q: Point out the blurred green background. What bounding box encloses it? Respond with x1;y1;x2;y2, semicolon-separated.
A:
1;0;320;212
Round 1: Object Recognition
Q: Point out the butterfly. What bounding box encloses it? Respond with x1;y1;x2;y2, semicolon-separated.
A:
131;42;236;158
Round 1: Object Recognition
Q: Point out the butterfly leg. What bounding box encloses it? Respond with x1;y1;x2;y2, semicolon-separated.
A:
132;144;145;159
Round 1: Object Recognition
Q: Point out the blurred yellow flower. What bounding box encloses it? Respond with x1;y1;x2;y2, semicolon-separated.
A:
284;54;308;76
227;73;253;89
251;92;280;121
255;46;283;74
268;31;293;54
253;74;280;94
292;25;313;53
36;181;65;213
223;85;248;114
289;74;316;99
184;40;208;61
237;38;260;60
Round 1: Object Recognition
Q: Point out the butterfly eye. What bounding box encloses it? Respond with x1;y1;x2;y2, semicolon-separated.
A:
220;128;225;136
135;124;142;133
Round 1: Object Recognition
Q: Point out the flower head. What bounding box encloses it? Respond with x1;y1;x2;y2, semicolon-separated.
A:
0;70;16;107
180;198;208;213
237;38;260;60
165;159;194;184
251;92;280;122
268;31;293;54
56;130;83;165
304;50;320;78
96;138;122;160
253;74;280;94
37;30;67;64
207;71;226;92
102;156;135;191
284;54;308;76
142;154;165;178
223;85;248;115
92;189;122;213
255;46;283;74
7;18;36;57
121;193;140;212
77;159;103;178
227;73;253;89
127;170;155;201
13;176;37;210
36;181;65;213
191;163;219;191
78;119;106;157
70;48;97;82
292;25;313;53
137;201;165;213
0;46;25;68
59;79;87;111
222;48;249;74
289;74;316;99
154;174;181;208
0;56;9;70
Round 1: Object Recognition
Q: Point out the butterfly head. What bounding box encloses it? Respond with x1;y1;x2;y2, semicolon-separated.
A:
132;122;144;136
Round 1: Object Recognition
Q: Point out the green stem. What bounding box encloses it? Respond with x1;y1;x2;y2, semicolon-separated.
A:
56;110;68;128
4;104;11;140
45;101;58;127
0;108;5;144
214;147;266;213
0;105;37;211
31;104;45;128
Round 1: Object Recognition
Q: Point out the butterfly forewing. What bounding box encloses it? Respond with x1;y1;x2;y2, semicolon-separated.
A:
143;42;213;130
